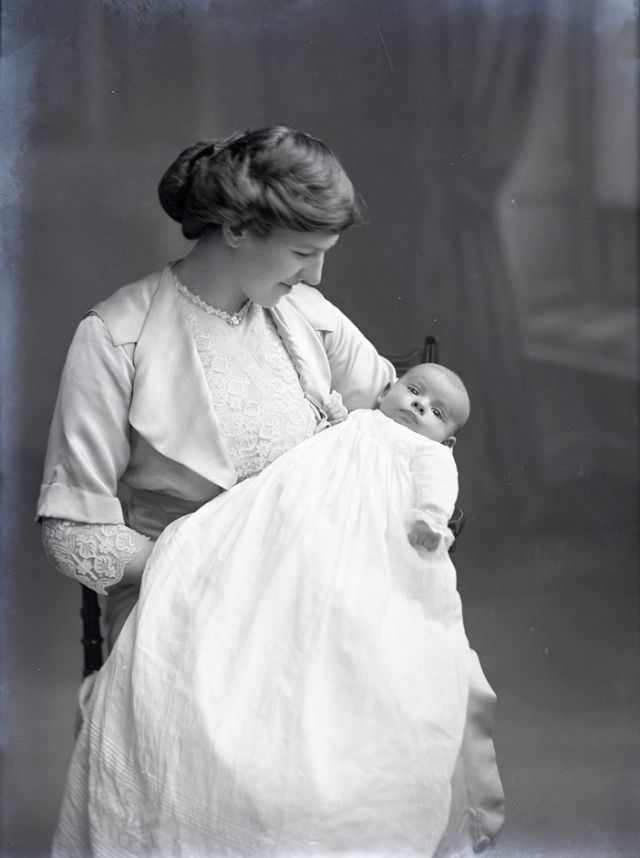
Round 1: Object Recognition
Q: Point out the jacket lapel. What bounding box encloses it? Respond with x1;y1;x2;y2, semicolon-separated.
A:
270;285;334;408
129;267;238;489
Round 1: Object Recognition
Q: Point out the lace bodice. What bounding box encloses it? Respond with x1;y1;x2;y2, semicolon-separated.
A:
178;287;319;480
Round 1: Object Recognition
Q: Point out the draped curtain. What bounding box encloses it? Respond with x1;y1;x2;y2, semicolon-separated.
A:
403;0;549;510
20;0;550;512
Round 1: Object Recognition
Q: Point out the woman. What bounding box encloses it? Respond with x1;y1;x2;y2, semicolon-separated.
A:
38;127;503;856
38;127;394;646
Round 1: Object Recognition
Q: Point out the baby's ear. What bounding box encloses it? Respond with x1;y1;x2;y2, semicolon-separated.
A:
377;382;392;405
443;436;456;449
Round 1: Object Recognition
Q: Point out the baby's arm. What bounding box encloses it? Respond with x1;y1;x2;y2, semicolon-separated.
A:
407;443;459;553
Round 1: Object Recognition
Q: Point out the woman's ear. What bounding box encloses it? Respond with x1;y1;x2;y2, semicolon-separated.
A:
222;223;245;248
443;436;456;449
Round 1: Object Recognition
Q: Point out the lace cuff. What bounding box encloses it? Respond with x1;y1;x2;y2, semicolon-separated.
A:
41;519;151;595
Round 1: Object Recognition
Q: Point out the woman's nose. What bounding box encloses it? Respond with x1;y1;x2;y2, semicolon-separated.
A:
300;254;324;287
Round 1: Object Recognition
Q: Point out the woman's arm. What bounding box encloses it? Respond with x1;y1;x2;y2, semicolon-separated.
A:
38;314;149;592
321;304;396;410
37;314;134;525
41;519;154;594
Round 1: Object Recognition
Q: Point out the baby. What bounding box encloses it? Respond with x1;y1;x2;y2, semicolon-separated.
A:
55;362;483;858
378;363;470;447
376;362;470;551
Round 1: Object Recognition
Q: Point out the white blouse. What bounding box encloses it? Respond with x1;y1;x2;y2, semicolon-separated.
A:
178;286;318;481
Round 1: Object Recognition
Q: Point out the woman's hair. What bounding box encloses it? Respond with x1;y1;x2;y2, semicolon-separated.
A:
158;126;362;240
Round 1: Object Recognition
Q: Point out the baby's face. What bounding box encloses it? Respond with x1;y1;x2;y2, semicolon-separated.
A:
379;365;468;444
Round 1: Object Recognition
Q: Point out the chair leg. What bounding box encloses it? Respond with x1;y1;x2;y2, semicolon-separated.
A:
80;585;104;677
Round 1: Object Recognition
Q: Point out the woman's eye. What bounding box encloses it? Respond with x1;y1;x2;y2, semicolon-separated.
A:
293;251;313;258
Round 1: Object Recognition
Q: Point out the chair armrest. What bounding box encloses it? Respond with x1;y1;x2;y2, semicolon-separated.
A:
447;507;465;554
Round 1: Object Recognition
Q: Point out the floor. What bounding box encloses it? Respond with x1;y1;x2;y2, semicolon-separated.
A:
456;477;640;858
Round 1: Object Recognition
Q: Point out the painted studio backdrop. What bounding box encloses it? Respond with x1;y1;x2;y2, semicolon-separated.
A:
1;1;638;856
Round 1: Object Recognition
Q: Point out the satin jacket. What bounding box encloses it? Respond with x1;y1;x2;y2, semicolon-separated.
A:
37;266;395;536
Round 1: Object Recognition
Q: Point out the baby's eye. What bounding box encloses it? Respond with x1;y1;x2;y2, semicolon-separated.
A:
407;384;419;395
431;407;443;420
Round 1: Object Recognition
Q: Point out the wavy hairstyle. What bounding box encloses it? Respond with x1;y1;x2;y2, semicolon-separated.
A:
158;127;362;240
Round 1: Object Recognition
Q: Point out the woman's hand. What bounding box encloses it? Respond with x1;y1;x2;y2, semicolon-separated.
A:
324;391;348;425
407;520;441;552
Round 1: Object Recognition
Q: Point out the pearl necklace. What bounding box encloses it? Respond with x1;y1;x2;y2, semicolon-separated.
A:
172;269;251;327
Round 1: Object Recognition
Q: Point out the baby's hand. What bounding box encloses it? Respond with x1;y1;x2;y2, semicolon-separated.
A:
408;520;441;552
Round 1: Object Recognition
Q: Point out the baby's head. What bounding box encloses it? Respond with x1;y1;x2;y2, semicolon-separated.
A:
378;363;470;447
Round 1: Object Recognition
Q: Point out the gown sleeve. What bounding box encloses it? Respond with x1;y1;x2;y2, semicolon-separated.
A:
321;304;396;411
41;519;152;595
408;443;459;551
37;315;156;594
37;314;134;524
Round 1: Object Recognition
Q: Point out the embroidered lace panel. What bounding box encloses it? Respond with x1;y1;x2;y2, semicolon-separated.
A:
41;519;146;595
179;295;318;480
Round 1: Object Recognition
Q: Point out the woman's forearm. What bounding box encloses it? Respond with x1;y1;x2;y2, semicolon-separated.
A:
41;518;154;594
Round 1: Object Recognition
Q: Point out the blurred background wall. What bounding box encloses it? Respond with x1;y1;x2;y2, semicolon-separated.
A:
1;1;638;856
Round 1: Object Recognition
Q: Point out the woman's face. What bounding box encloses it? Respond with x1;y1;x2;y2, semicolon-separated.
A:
232;227;340;307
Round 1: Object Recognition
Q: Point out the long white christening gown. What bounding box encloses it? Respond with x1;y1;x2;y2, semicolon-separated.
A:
53;409;475;858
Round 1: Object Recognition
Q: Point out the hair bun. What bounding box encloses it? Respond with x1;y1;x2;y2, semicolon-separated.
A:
157;140;222;227
158;127;360;240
